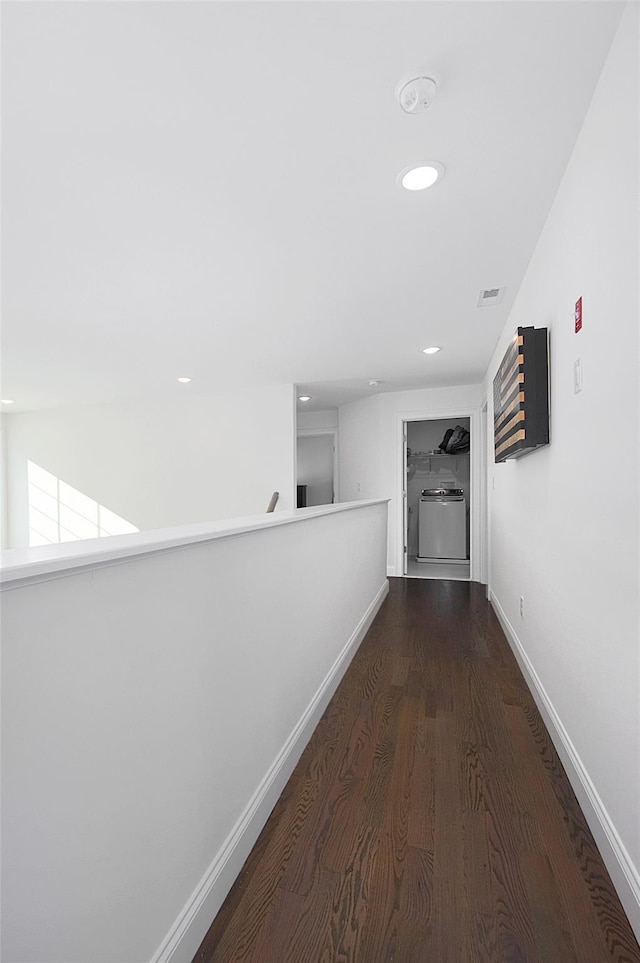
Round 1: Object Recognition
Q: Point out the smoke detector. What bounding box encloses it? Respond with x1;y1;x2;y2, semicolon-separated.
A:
398;76;438;114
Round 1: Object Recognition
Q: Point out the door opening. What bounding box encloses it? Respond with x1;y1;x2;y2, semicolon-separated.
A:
403;416;471;581
296;432;336;507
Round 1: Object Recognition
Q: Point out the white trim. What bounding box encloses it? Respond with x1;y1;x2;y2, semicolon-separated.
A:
296;427;335;436
394;408;482;580
479;400;489;587
149;578;390;963
490;590;640;942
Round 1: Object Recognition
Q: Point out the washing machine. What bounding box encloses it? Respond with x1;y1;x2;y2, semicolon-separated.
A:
417;488;467;561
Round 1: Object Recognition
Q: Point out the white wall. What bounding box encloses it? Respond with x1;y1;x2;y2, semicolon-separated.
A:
1;501;389;963
484;2;639;935
338;385;483;574
0;415;8;549
4;385;296;547
337;394;382;502
296;408;338;431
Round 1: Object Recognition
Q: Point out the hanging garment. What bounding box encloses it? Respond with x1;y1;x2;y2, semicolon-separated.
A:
445;426;470;454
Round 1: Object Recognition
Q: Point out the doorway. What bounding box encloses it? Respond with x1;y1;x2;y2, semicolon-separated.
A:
296;432;336;507
403;416;473;581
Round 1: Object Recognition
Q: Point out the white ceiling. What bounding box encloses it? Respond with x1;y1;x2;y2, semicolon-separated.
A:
1;1;623;414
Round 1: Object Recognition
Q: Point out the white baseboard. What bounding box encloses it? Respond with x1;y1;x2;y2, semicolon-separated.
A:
150;579;390;963
490;590;640;942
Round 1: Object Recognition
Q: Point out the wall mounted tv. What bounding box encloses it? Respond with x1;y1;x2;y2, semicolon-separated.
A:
493;326;549;462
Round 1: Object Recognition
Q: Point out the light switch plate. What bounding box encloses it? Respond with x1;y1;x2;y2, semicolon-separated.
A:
574;358;583;393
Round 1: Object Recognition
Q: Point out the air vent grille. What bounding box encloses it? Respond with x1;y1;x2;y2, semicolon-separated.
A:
478;286;505;307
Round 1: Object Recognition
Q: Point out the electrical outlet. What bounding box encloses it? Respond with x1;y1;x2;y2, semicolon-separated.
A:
356;482;362;493
519;596;525;619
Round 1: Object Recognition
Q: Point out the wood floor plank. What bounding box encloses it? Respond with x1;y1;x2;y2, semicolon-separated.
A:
462;810;499;963
432;710;469;963
254;870;337;963
398;844;434;929
358;694;417;960
522;852;578;963
193;579;640;963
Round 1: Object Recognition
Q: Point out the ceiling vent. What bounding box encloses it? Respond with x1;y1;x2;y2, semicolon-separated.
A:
477;286;505;308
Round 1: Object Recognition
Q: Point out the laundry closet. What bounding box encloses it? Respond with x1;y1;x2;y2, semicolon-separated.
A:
405;417;471;580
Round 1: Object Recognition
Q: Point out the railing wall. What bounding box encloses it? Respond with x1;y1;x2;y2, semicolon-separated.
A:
1;500;389;963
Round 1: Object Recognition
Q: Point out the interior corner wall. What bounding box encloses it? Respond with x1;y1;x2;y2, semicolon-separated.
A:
484;1;639;932
337;395;382;503
4;385;296;548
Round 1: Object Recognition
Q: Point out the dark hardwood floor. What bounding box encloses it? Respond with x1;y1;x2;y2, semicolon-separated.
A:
193;578;640;963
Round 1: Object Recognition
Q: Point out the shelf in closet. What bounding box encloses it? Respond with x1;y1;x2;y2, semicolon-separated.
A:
408;451;469;460
407;451;470;475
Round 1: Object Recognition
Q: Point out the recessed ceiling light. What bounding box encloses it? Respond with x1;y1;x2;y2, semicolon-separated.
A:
298;395;311;402
177;377;192;383
399;162;445;191
422;346;441;355
1;399;15;405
